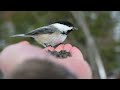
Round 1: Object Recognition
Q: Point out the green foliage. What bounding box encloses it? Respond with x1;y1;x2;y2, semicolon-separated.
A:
86;12;116;37
99;41;120;73
84;12;118;72
72;28;86;45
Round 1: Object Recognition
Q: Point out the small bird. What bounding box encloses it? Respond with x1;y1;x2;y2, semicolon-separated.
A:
11;21;78;47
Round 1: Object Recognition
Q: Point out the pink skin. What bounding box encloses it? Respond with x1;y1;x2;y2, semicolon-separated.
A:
44;44;92;79
0;41;92;79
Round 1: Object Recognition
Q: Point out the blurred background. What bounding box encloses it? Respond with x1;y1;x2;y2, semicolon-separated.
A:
0;11;120;79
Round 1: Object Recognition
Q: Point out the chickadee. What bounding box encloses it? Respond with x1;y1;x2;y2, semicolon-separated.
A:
11;21;78;47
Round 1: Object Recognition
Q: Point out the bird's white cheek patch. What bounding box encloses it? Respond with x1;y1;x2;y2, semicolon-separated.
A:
52;23;73;32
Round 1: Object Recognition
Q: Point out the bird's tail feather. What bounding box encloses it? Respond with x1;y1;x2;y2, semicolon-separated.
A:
10;34;33;38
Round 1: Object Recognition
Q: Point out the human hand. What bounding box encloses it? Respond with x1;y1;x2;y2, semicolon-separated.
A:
44;44;92;79
0;41;92;79
0;41;52;78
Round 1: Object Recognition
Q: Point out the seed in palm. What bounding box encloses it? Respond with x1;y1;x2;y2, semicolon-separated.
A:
48;50;71;59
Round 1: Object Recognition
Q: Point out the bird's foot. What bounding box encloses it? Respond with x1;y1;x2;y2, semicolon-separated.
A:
54;43;63;48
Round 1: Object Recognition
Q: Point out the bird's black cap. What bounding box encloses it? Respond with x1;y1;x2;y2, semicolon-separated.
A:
55;21;74;27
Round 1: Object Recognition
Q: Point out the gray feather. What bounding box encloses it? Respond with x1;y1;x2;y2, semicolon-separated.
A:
25;25;59;35
10;34;33;38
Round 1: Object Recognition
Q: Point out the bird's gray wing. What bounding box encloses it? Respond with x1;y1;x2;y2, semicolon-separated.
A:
25;26;57;35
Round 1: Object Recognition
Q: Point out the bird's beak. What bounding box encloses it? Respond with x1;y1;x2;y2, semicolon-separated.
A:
73;27;78;30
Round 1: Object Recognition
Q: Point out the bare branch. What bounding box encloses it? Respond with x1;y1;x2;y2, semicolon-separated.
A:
71;11;107;79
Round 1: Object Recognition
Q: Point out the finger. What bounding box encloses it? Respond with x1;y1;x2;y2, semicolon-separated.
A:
17;41;30;45
70;47;84;60
44;46;55;51
55;44;64;52
63;44;72;52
